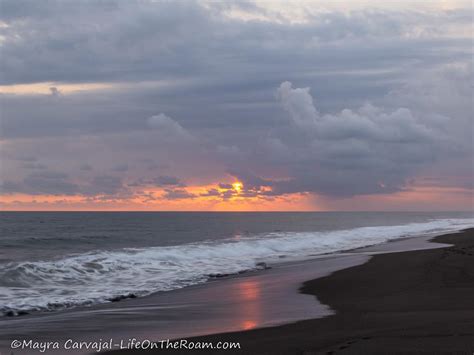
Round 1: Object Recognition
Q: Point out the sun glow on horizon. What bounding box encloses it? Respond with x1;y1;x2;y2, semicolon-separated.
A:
0;179;472;212
232;182;243;193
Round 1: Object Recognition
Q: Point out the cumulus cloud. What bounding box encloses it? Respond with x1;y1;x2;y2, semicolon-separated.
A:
276;82;320;127
223;81;456;197
147;113;193;141
277;81;439;143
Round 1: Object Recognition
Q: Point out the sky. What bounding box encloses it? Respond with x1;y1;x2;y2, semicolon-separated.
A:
0;0;472;211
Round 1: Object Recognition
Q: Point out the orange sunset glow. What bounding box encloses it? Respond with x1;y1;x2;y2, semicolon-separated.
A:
1;180;472;211
0;183;318;211
232;182;243;193
0;0;472;212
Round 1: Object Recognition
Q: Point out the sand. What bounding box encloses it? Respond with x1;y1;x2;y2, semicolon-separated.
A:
109;229;474;354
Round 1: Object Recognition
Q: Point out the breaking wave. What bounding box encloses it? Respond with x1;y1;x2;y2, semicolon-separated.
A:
1;218;472;316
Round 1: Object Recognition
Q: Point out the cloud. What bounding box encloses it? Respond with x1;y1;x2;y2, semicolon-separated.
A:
0;171;127;197
0;1;471;207
277;81;439;143
200;188;221;197
49;87;61;97
111;164;129;172
276;81;320;128
85;175;125;196
13;156;38;162
1;171;80;195
126;175;184;189
147;113;193;141
79;163;93;171
22;162;47;170
153;175;182;186
0;0;470;87
162;188;195;200
227;169;272;191
218;80;458;197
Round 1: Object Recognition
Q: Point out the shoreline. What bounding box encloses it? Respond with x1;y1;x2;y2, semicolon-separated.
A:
108;228;474;354
0;228;455;319
0;251;371;354
0;228;471;354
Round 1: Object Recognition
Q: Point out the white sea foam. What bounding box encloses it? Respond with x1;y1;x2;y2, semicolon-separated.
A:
0;218;472;315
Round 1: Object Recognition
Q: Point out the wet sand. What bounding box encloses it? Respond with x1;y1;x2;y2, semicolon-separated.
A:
0;230;470;354
110;229;474;355
0;253;370;354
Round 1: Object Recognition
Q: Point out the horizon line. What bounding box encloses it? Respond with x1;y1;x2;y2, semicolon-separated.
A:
0;210;472;213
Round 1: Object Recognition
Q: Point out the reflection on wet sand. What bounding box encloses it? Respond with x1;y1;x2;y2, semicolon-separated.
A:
1;256;369;354
235;280;261;330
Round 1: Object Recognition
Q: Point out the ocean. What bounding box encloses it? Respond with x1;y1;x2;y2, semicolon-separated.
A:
0;211;472;317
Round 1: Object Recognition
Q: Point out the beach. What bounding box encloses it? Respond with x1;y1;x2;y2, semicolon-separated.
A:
2;1;472;352
0;226;472;354
3;0;473;352
109;228;474;355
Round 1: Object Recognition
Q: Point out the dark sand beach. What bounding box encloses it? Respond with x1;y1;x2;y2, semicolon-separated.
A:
1;228;472;355
110;229;474;355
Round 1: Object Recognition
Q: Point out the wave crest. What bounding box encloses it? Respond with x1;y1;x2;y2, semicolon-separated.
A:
1;218;472;316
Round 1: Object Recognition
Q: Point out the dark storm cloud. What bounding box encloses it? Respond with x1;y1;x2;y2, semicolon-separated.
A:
0;0;472;200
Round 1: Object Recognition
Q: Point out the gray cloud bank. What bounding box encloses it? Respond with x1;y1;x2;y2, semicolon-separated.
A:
0;0;472;202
